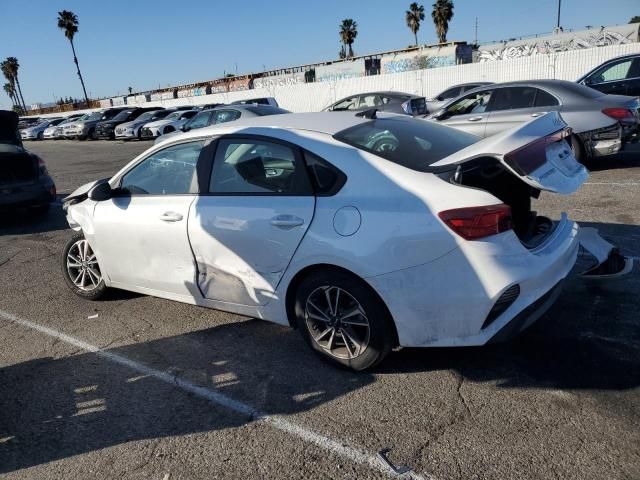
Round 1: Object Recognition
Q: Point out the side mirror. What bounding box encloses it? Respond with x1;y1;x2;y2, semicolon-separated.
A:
88;182;113;201
433;108;449;120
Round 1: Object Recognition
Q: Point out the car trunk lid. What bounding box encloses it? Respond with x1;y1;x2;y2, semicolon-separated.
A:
430;111;588;194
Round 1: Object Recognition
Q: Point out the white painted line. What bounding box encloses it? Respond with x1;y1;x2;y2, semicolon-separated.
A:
584;182;640;186
0;308;430;480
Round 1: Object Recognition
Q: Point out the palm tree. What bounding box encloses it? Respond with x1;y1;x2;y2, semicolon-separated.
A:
1;57;27;111
339;19;358;58
128;86;133;95
431;0;454;44
406;3;426;47
57;10;90;107
3;82;18;108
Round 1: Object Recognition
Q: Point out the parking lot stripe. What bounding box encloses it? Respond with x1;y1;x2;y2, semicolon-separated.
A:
0;308;430;480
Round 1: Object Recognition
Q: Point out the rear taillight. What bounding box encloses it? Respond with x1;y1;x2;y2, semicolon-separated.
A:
438;204;513;240
602;108;634;121
504;127;572;175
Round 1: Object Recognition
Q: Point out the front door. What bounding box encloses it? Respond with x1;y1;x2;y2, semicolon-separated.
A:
92;140;206;296
440;88;494;138
189;136;315;306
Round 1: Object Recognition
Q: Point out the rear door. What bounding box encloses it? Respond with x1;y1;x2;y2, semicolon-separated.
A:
484;86;560;137
439;88;495;137
188;135;315;306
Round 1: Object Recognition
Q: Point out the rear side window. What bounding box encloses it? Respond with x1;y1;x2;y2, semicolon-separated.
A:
334;117;478;172
209;139;312;195
304;151;346;195
490;87;537;111
534;89;559;107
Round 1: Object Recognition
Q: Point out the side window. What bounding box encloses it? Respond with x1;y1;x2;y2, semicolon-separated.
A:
589;59;633;84
304;151;346;195
212;110;241;124
359;94;383;108
209;139;312;195
182;111;197;119
490;87;537;111
534;89;559;107
438;86;462;100
446;90;493;116
120;141;204;195
331;96;358;111
187;112;212;129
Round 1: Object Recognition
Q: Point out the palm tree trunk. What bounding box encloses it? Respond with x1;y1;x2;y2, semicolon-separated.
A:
14;77;27;111
348;44;354;58
69;39;90;107
415;31;418;47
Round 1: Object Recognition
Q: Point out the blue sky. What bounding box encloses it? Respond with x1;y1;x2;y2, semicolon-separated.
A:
1;0;638;108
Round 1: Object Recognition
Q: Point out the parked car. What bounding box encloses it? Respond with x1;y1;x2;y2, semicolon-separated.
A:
231;97;279;107
155;104;290;144
197;103;225;110
426;79;640;161
95;107;160;140
577;53;640;98
66;108;129;140
20;118;62;141
324;91;427;116
114;109;170;140
44;114;84;139
140;110;198;140
18;117;40;130
0;110;56;214
63;110;605;370
425;82;494;113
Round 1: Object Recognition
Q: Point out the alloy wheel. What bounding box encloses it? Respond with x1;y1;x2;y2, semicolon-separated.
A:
66;239;102;291
305;286;370;359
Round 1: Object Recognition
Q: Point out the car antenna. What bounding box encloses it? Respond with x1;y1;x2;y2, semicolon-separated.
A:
355;108;378;119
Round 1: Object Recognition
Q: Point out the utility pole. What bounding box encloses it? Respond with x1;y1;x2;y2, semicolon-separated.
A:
556;0;562;29
474;17;478;45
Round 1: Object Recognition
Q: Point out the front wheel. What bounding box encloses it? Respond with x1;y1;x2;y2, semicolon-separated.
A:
294;270;396;370
62;233;107;300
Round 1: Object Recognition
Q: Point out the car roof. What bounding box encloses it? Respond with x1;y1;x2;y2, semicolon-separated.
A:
462;79;605;100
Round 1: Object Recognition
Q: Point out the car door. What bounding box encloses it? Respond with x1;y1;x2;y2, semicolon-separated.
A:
438;88;494;137
582;57;637;96
483;86;559;137
92;140;207;296
188;136;315;307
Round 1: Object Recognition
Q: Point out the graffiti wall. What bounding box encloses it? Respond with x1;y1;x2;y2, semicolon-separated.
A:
254;72;306;89
479;23;640;62
316;59;365;82
177;87;210;98
380;45;471;74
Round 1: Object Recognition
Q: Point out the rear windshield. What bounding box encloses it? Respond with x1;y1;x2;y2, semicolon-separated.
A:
245;106;290;116
334;117;478;171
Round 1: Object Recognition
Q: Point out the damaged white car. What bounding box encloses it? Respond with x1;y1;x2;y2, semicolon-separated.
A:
61;111;629;370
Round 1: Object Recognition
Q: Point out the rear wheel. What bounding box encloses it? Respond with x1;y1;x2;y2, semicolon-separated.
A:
294;270;395;370
37;131;43;140
62;233;107;300
570;134;585;163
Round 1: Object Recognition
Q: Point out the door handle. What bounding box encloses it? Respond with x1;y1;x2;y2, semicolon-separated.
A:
270;215;304;229
531;112;547;118
159;211;183;222
468;116;483;122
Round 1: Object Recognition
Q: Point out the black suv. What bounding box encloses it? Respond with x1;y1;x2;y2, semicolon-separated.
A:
577;54;640;98
94;107;161;140
0;110;56;215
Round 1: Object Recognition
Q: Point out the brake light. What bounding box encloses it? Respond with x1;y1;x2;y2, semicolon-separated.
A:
602;108;634;120
439;204;513;240
504;127;572;175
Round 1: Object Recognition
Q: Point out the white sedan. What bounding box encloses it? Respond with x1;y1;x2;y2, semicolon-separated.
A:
140;110;198;140
62;111;593;370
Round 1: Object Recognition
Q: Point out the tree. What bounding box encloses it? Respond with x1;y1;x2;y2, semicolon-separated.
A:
339;45;347;59
431;0;454;44
630;16;640;24
1;57;27;111
339;19;358;58
3;82;18;108
57;10;90;107
406;3;426;47
128;86;133;95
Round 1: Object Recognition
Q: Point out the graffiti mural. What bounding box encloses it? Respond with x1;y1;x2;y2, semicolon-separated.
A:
381;45;471;73
479;24;640;62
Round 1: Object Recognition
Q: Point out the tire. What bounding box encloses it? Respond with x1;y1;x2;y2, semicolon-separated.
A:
37;131;43;140
570;135;585;163
61;233;107;300
293;270;395;371
88;128;96;141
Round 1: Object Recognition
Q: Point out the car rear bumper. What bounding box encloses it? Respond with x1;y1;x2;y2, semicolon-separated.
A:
0;176;56;210
581;124;623;158
366;214;580;348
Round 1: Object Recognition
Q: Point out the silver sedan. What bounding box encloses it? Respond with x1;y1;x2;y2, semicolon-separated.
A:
426;79;639;161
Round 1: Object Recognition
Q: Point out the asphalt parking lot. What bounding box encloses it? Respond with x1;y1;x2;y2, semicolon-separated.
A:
0;140;639;480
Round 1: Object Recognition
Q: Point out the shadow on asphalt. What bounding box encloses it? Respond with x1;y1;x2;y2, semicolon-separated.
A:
0;195;68;236
583;144;640;172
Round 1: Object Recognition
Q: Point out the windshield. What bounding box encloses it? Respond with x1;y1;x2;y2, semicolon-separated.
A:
86;112;103;121
112;110;135;121
334;117;478;171
135;111;156;122
165;111;182;120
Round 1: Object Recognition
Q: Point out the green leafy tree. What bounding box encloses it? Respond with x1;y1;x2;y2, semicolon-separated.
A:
431;0;454;44
406;3;426;46
57;10;90;106
339;19;358;58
